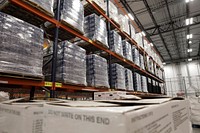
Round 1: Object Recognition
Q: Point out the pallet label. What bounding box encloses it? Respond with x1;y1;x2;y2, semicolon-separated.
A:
55;83;62;87
44;82;52;87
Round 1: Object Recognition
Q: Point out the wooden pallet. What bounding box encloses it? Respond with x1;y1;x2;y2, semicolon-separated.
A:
62;81;87;87
61;20;84;35
84;1;106;16
21;0;53;17
110;18;120;30
0;71;44;81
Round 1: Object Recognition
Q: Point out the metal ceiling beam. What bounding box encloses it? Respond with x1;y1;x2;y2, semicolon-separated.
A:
164;0;181;59
165;55;200;64
119;0;164;61
142;0;172;60
145;14;200;36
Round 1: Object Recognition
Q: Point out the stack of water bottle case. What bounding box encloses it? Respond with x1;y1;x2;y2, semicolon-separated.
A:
0;0;159;92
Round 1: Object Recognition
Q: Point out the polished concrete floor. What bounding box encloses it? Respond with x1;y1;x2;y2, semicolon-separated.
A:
193;128;200;133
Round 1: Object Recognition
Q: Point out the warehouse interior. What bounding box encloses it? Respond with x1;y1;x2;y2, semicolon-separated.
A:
0;0;199;133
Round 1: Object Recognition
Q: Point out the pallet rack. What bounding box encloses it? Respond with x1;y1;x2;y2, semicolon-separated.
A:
0;0;165;98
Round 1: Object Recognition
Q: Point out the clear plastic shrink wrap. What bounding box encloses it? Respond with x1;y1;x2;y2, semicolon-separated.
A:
110;30;123;57
135;33;143;48
141;76;148;92
86;54;109;88
130;25;136;39
118;14;130;35
133;72;142;91
56;41;87;85
106;1;119;24
84;14;108;47
0;12;43;77
125;68;133;91
122;40;133;62
132;46;140;66
139;54;145;69
30;0;54;15
111;63;125;90
59;0;84;33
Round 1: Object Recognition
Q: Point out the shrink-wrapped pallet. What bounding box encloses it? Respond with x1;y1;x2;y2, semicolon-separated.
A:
111;63;125;90
86;54;109;88
110;30;123;57
0;12;43;78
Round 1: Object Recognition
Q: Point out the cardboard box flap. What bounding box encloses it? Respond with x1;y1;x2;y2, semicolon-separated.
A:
48;101;121;107
118;94;142;100
46;103;145;113
99;98;173;105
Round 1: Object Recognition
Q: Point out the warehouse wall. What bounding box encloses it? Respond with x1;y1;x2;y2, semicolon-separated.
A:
164;60;200;97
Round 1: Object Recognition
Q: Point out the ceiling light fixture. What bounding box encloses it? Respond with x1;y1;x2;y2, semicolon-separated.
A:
187;49;193;52
141;31;146;36
187;34;193;39
128;13;134;20
185;0;194;3
185;18;193;25
188;58;192;61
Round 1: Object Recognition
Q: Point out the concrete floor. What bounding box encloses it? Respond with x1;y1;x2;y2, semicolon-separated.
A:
193;128;200;133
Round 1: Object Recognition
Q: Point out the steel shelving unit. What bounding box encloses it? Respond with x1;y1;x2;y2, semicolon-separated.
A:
0;0;165;98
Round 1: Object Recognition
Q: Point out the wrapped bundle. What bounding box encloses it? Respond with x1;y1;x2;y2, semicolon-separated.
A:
130;25;136;40
60;0;84;33
125;68;133;91
86;54;109;88
135;33;143;48
118;14;130;35
111;63;125;90
139;54;145;69
106;1;119;24
141;76;148;92
122;40;133;62
110;30;123;57
31;0;54;15
132;46;140;66
84;14;108;48
133;72;142;91
0;12;43;77
56;41;87;85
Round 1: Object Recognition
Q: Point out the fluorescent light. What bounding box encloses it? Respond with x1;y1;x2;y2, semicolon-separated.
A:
188;58;192;61
186;19;190;25
187;49;193;52
186;0;194;3
141;31;146;36
189;41;192;44
128;13;134;20
190;18;193;24
186;18;193;25
187;34;193;39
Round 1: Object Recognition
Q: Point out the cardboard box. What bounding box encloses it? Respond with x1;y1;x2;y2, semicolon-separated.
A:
0;99;45;133
44;98;190;133
94;91;127;100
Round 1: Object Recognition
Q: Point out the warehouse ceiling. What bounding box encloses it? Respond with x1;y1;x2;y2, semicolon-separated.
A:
119;0;200;63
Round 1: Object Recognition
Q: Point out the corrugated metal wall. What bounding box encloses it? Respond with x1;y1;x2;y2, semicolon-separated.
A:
164;61;200;97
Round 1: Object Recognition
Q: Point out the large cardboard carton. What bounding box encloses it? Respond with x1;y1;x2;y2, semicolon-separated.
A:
0;99;44;133
44;98;190;133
